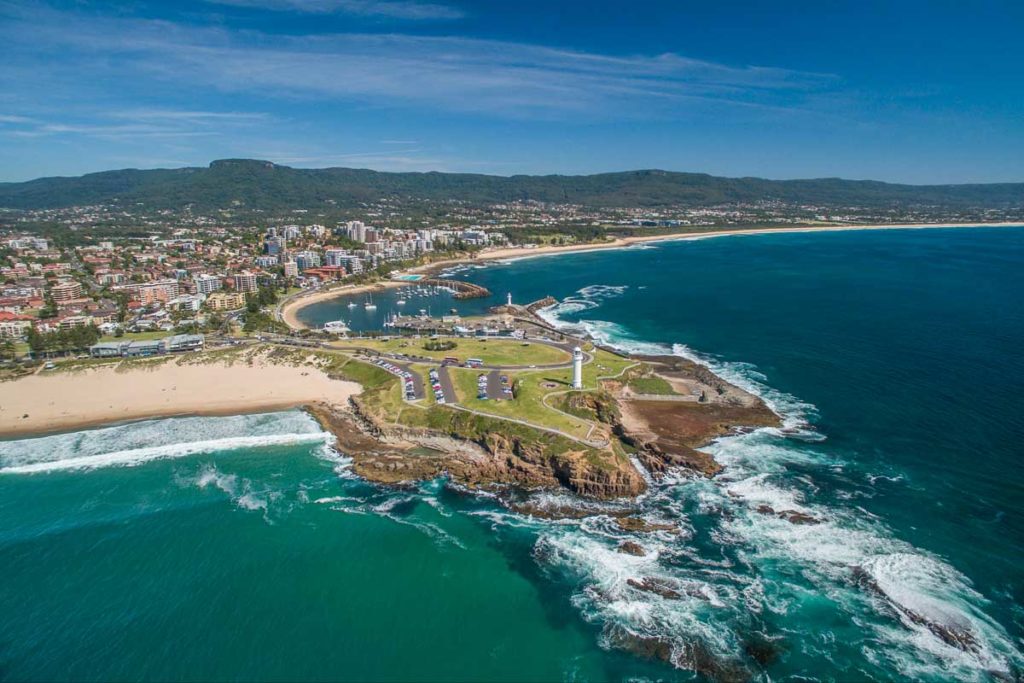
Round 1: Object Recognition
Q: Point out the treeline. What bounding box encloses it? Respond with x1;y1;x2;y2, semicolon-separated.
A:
245;285;279;313
26;324;101;356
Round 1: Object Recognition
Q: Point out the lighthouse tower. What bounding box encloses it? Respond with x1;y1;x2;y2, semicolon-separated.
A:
572;346;584;389
507;292;512;307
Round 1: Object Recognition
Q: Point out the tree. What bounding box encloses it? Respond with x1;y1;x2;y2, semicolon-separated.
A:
0;339;16;362
26;327;45;356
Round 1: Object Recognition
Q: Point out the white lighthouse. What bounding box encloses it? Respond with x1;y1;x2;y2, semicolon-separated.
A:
507;292;512;307
572;346;584;389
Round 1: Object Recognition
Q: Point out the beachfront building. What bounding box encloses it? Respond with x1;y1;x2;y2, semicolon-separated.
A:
164;334;205;353
283;261;299;278
124;340;165;357
88;334;204;358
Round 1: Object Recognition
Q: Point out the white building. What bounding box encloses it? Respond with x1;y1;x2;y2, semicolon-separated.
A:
572;347;584;389
194;274;223;295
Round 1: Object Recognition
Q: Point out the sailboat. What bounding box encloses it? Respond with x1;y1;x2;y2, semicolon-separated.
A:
347;300;357;309
364;294;377;310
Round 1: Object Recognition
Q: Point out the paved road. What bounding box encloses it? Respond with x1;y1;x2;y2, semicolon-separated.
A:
435;366;457;404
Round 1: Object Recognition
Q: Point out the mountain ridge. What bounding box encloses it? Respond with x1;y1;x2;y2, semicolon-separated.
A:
1;159;1021;211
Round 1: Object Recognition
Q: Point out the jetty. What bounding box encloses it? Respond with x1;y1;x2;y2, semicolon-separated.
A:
419;278;491;299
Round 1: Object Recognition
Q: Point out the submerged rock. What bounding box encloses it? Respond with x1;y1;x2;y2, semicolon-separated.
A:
604;625;752;683
755;504;820;525
852;566;981;654
616;517;678;533
627;577;681;600
617;541;646;556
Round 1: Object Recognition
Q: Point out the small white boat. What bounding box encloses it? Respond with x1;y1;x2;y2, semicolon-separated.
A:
347;301;357;309
364;294;376;310
396;299;406;306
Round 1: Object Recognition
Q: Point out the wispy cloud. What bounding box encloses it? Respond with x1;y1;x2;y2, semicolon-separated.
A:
0;3;838;122
0;114;35;124
0;107;272;141
112;109;273;123
203;0;464;20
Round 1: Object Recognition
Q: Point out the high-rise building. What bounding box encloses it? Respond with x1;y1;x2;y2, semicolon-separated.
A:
294;251;321;271
266;236;286;256
283;261;299;278
324;249;348;267
51;280;82;303
194;274;223;295
233;272;258;293
345;221;367;243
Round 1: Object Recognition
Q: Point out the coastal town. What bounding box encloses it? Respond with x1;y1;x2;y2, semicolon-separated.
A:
3;186;1022;367
0;219;511;364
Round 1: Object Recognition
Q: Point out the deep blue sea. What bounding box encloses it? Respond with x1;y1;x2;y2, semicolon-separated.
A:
3;226;1022;681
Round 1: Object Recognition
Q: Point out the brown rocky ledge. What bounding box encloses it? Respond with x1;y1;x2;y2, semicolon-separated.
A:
612;355;781;480
305;401;647;498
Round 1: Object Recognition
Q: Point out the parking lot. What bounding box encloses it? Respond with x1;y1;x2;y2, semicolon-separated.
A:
435;366;457;405
370;357;424;401
477;370;513;401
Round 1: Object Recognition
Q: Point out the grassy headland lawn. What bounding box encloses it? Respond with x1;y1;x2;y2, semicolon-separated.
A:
329;337;571;366
445;347;636;441
627;375;678;395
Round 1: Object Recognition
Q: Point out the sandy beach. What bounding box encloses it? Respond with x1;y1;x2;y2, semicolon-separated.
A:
278;221;1024;329
422;220;1024;265
0;356;361;437
279;281;405;329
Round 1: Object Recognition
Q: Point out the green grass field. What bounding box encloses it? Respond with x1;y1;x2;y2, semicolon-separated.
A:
448;367;594;440
333;337;571;366
627;375;678;395
99;330;169;343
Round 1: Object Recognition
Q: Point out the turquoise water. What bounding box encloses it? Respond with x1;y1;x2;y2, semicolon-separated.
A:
4;227;1024;681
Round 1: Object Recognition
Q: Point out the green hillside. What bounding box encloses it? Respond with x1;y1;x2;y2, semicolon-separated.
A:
1;159;1021;211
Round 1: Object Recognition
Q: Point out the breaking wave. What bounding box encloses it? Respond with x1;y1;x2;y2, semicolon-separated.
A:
1;411;331;475
520;287;1023;679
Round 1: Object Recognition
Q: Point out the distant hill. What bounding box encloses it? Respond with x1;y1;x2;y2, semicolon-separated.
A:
1;159;1022;211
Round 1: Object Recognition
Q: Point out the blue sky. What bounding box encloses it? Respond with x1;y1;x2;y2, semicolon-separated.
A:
1;0;1022;183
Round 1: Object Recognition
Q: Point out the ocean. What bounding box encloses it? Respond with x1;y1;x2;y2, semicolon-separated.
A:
2;226;1022;681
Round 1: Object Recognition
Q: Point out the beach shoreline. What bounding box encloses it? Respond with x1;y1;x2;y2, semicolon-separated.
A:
0;355;361;438
279;281;406;329
279;221;1024;328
